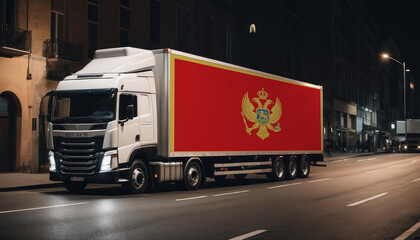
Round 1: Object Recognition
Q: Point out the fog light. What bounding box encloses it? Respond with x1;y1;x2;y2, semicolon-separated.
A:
100;150;118;172
49;151;56;172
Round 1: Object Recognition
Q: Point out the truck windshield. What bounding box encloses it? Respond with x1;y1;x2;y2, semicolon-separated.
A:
50;89;117;123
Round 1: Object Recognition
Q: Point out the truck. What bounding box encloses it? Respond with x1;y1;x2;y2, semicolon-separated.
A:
45;47;324;194
396;119;420;152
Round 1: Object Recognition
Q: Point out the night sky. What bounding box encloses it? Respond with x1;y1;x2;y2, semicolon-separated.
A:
366;0;420;116
366;0;420;72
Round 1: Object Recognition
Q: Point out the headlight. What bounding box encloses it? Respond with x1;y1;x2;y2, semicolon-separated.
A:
417;146;420;149
49;151;56;172
404;145;408;150
100;150;118;172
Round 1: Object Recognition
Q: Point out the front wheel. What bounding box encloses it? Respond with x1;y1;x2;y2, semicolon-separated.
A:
64;181;87;194
124;160;149;194
184;161;202;191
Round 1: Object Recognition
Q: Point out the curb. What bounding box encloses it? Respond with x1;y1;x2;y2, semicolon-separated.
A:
0;183;63;192
323;152;379;162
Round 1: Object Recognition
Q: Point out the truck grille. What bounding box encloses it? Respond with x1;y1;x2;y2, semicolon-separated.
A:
54;136;104;176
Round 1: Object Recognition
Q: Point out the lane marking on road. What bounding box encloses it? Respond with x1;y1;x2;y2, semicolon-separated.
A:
308;178;331;183
357;158;377;162
412;178;420;183
175;196;208;202
213;190;250;197
388;164;406;168
346;192;388;207
395;222;420;240
366;169;384;174
0;202;89;214
331;158;351;163
267;182;301;189
229;230;267;240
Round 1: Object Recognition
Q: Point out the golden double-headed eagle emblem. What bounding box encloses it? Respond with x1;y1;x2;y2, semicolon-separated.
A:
241;88;282;140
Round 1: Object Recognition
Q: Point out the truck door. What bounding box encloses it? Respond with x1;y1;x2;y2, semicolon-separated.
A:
118;93;140;164
139;94;154;145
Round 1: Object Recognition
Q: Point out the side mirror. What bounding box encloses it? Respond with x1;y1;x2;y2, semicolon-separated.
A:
127;105;134;120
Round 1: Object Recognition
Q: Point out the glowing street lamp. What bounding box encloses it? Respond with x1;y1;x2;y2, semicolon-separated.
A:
381;53;407;139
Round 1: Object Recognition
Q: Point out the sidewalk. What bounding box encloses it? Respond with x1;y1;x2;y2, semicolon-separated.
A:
323;151;377;162
0;173;61;192
0;152;377;192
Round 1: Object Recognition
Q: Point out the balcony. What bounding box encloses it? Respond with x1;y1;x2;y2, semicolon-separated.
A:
0;24;31;57
43;39;82;63
43;39;83;80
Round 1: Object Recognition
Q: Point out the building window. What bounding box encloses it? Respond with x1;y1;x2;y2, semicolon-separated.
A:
223;27;231;62
120;0;131;46
149;0;160;45
177;6;189;50
88;0;99;59
51;0;67;41
0;0;16;27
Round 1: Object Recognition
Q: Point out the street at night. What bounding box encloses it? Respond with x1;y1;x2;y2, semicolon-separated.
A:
0;154;419;240
2;1;420;239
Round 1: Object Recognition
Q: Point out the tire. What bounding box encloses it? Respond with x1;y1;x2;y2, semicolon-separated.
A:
64;181;87;194
184;161;202;191
285;157;298;180
268;157;285;181
125;160;149;194
297;156;311;178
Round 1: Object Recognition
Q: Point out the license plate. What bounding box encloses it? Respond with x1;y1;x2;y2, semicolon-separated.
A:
70;177;85;182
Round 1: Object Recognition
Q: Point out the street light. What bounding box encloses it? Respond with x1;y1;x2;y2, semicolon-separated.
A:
381;53;407;140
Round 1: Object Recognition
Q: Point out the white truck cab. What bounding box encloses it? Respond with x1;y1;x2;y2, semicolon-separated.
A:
48;48;158;193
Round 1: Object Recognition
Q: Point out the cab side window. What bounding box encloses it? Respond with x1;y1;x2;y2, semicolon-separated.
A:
119;94;137;120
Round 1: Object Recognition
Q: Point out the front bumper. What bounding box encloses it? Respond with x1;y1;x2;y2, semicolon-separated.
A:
50;169;127;184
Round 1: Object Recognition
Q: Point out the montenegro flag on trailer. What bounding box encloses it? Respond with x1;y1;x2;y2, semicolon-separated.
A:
169;54;323;155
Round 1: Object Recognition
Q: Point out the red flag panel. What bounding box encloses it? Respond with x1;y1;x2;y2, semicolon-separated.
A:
171;55;322;153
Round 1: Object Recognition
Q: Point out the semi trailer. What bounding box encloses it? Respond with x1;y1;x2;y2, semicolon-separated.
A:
46;47;324;193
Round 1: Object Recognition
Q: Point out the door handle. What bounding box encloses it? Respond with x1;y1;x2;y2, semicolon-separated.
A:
135;135;140;141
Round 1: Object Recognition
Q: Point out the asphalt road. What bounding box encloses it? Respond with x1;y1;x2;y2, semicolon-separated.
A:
0;153;419;240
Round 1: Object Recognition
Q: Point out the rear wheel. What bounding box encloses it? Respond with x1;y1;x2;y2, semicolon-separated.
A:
184;161;202;191
268;157;285;181
64;181;87;194
124;159;149;194
297;156;310;178
286;157;298;180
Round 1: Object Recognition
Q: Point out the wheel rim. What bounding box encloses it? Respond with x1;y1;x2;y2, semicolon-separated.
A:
289;160;297;176
301;159;309;175
132;168;145;189
188;166;199;187
275;161;284;178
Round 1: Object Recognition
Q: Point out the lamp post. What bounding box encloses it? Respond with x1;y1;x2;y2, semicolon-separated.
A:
381;53;408;140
